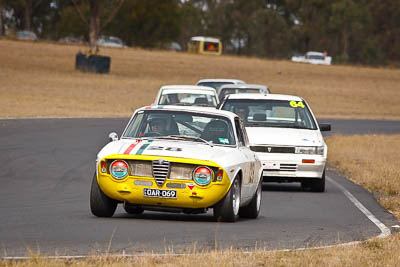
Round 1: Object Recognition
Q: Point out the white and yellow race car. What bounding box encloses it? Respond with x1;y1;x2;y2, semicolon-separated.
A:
91;105;262;222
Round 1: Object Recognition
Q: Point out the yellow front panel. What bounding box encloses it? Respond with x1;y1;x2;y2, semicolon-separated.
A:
97;155;231;209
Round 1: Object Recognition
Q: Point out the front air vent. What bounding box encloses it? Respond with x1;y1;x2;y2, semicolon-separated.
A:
250;146;295;153
280;164;297;171
152;159;170;186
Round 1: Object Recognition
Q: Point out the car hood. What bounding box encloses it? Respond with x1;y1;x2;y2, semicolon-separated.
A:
97;138;233;162
246;127;324;146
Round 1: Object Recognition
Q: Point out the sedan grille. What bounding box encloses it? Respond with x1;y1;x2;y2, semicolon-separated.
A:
250;146;295;153
152;159;170;186
280;164;297;171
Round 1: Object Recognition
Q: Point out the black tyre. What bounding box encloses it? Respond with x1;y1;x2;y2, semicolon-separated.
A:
239;178;262;218
123;203;144;214
213;178;241;222
310;170;326;192
90;173;117;217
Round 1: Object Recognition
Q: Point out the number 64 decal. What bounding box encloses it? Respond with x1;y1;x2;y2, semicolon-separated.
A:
290;101;305;108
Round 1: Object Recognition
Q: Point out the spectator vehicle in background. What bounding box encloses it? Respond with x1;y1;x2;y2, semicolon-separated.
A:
219;93;331;192
291;51;332;65
154;85;219;108
97;35;126;48
15;30;38;41
218;84;271;101
196;79;246;93
90;105;263;222
187;36;222;56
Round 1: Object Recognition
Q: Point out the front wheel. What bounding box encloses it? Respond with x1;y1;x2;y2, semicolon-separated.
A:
310;170;326;192
213;177;241;222
239;178;262;218
90;173;117;217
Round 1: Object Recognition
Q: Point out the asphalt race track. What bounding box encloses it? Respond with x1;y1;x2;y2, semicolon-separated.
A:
0;118;399;257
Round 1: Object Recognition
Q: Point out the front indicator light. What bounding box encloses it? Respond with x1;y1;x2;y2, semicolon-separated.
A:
193;166;213;186
302;159;315;164
100;160;107;173
110;160;129;179
216;169;223;181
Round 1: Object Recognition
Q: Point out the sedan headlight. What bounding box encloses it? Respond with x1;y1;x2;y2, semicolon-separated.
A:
295;146;324;155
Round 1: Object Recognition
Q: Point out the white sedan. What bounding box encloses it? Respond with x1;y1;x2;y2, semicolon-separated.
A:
91;105;262;222
196;78;246;93
219;93;331;192
154;85;219;107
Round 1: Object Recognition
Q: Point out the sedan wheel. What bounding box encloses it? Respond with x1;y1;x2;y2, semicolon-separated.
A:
239;178;262;218
213;178;241;222
310;170;326;192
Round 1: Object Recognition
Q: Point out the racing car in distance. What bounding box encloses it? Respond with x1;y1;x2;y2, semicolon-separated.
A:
153;85;219;107
91;105;262;222
219;93;331;192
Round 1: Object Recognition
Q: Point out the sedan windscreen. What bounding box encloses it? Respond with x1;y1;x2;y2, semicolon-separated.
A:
222;99;317;130
123;110;236;145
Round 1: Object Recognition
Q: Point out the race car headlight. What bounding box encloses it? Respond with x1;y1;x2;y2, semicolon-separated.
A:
295;146;324;155
193;166;213;186
110;160;129;179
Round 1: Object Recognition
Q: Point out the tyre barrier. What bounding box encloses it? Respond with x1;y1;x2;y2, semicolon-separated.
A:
75;53;111;74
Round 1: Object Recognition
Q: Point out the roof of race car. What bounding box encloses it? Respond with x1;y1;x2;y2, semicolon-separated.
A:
219;84;269;90
196;78;245;84
136;105;238;119
160;85;217;93
225;93;304;101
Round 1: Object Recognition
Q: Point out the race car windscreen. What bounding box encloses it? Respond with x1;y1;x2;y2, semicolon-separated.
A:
158;93;218;107
123;110;236;145
222;99;317;130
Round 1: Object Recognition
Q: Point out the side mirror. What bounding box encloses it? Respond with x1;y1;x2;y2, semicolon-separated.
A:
108;132;118;142
319;123;331;132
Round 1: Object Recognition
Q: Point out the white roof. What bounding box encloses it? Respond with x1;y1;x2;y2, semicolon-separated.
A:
306;51;325;56
161;89;216;95
190;36;220;43
219;84;269;90
196;78;246;84
226;93;304;101
160;85;216;94
136;105;237;120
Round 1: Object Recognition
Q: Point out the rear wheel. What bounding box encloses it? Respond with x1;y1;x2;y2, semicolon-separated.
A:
239;178;262;218
213;178;241;222
123;203;144;214
310;170;326;192
90;173;117;217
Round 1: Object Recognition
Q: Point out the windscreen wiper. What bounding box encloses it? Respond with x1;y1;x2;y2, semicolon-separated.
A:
166;135;214;147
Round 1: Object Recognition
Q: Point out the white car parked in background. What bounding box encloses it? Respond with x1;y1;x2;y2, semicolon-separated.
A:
218;84;270;101
291;51;332;65
97;35;126;48
196;78;246;93
219;93;331;192
154;85;219;107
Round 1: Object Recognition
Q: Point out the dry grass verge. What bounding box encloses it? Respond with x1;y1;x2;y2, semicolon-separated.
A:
1;234;400;266
1;39;400;119
326;134;400;219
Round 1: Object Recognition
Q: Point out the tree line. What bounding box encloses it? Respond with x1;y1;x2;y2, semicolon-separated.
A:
0;0;398;66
